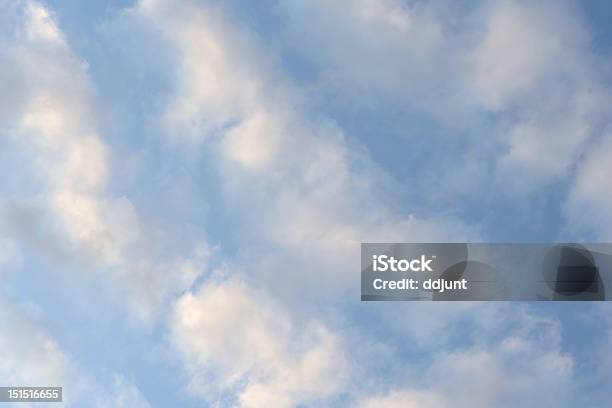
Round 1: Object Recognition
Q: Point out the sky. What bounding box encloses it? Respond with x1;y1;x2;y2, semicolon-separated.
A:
1;0;612;406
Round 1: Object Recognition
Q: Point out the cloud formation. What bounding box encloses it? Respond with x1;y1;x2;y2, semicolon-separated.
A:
0;1;209;320
1;0;612;407
282;0;612;206
173;278;348;407
136;0;477;297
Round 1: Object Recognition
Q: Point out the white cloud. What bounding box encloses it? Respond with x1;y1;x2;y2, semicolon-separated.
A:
282;0;446;98
172;277;349;408
0;291;155;406
10;2;109;194
137;0;272;142
136;0;478;300
470;0;589;110
0;0;210;320
0;296;69;387
221;108;285;170
2;2;609;407
281;0;612;195
496;88;609;187
422;344;572;407
357;304;573;408
476;1;612;189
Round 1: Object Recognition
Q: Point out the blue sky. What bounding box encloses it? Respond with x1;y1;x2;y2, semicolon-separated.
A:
1;0;612;407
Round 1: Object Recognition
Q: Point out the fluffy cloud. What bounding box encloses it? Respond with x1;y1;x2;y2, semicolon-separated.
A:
281;0;612;197
282;0;447;97
130;3;609;406
0;296;69;387
471;0;590;110
2;1;611;407
478;1;611;188
356;304;573;408
136;0;477;300
0;292;153;407
0;1;209;320
172;278;349;407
